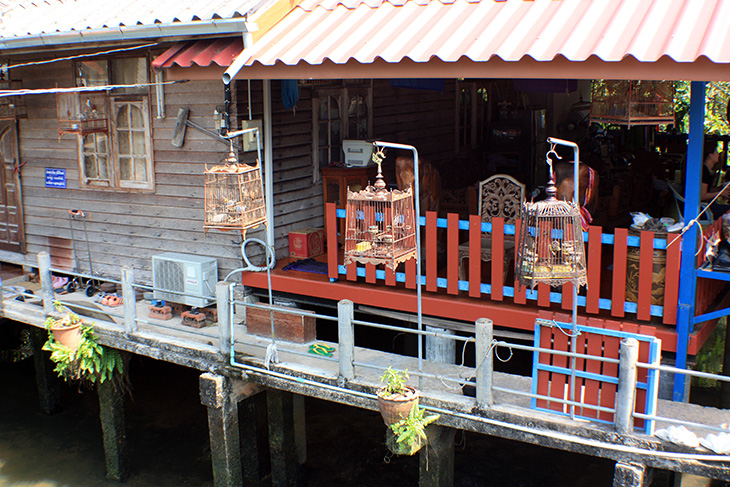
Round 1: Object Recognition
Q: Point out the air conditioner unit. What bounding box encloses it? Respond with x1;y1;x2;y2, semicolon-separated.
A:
152;253;218;307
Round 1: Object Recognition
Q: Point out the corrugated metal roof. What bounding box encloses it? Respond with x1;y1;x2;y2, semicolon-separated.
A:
0;0;267;39
152;38;244;68
237;0;730;68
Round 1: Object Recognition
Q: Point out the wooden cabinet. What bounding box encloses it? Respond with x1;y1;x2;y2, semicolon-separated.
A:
321;165;378;245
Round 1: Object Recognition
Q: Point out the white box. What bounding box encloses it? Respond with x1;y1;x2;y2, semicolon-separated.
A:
343;140;374;167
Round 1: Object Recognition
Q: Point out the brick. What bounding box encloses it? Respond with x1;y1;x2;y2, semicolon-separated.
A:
149;305;173;321
245;306;315;343
182;310;207;328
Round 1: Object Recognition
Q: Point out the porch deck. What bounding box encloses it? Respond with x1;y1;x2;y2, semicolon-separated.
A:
237;205;730;355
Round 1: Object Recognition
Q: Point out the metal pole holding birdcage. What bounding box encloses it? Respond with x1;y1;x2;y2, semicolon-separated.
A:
515;137;587;419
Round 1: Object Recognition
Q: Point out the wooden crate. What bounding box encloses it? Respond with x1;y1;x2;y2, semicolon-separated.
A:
245;306;315;343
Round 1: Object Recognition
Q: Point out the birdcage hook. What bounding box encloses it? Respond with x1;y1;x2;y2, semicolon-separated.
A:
545;143;561;180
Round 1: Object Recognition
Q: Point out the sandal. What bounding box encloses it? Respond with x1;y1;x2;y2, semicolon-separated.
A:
106;295;123;307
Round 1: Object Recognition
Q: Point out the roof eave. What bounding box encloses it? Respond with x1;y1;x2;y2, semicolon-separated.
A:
0;18;258;51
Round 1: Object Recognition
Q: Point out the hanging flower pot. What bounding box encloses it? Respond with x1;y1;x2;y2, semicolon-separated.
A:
50;322;82;351
377;385;419;426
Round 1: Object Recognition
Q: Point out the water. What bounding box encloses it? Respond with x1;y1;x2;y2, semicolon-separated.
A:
2;325;620;487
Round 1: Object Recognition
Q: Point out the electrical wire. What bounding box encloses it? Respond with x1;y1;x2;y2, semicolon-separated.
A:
2;43;158;70
0;79;187;98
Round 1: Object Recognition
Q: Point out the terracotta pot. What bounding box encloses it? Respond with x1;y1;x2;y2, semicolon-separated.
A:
377;386;419;426
51;323;82;351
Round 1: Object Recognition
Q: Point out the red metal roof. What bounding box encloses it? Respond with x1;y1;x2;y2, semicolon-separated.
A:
231;0;730;80
153;38;244;69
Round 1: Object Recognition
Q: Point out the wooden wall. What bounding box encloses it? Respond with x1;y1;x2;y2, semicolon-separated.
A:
6;60;248;283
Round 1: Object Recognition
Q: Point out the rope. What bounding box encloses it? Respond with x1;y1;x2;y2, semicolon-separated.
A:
668;180;730;248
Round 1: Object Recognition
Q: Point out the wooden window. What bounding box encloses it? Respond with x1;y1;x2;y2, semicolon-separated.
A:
312;84;372;182
75;57;153;191
455;80;487;153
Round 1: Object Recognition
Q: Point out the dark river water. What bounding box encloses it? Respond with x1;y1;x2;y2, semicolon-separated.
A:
0;320;643;487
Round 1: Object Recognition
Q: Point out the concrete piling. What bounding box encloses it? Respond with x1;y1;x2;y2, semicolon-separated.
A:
29;326;62;415
98;377;129;481
266;388;299;487
613;462;647;487
419;425;456;487
200;372;243;487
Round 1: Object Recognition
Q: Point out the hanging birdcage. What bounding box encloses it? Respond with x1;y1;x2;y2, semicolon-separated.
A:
204;147;266;237
344;152;417;271
590;80;675;127
56;91;109;136
515;179;587;290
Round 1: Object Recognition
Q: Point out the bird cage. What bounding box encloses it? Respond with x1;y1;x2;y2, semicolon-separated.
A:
56;91;109;136
590;80;675;127
204;148;266;237
0;79;27;120
515;181;587;290
344;160;416;271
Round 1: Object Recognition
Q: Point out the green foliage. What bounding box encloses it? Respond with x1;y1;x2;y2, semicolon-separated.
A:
388;403;440;456
673;81;730;135
42;304;124;386
692;317;727;390
380;366;409;397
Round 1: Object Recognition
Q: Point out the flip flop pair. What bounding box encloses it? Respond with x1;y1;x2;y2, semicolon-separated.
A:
101;294;123;307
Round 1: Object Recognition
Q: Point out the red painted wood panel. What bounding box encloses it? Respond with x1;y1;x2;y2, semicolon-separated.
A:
326;203;339;280
513;219;527;304
550;329;570;413
426;211;438;293
536;325;552;410
586;225;602;314
573;330;588;417
612;228;628;318
347;261;357;281
405;257;416;289
447;213;459;295
491;217;504;301
637;231;654;321
561;283;573;311
469;215;481;298
385;265;396;286
538;283;551;307
599;320;621;422
663;233;681;325
366;263;376;284
583;320;604;419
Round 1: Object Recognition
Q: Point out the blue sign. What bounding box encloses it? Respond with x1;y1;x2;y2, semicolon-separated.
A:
45;168;66;189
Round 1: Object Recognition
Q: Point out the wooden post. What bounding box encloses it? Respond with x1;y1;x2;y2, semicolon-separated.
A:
29;326;62;415
612;462;646;487
267;388;299;487
337;299;354;381
425;326;455;364
200;372;243;487
615;338;639;435
238;392;268;487
216;282;232;358
475;318;494;409
98;375;129;481
121;266;137;334
419;425;456;487
38;251;53;315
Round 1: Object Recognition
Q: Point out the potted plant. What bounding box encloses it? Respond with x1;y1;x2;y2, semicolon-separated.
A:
377;367;419;426
42;301;125;386
377;367;440;456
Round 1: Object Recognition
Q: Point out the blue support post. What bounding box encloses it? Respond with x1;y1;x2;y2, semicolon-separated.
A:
674;81;706;402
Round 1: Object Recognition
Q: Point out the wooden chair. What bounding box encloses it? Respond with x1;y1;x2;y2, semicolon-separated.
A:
458;174;526;281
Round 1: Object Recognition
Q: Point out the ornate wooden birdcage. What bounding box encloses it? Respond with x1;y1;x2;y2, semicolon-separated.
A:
590;80;675;127
515;176;587;290
204;147;266;237
344;151;417;271
56;91;109;137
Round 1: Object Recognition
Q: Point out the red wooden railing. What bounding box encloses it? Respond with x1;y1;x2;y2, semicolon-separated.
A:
325;203;683;325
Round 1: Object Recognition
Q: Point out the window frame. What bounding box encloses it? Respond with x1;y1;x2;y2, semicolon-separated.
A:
74;57;154;192
312;84;373;183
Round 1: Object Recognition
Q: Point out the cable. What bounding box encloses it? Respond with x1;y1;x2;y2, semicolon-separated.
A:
3;43;158;70
0;79;187;98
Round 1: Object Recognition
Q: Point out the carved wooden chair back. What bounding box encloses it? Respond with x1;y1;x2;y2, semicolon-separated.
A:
478;174;526;226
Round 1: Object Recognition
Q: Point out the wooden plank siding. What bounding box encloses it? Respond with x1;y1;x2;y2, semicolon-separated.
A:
6;60;248;282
